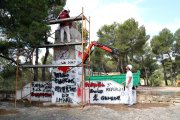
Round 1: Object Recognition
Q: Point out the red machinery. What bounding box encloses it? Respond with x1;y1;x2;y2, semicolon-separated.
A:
83;41;119;63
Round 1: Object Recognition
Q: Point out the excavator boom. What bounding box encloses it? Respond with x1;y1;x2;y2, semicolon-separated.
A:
83;41;119;63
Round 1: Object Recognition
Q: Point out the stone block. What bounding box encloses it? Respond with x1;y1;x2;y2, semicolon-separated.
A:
143;100;151;103
156;96;165;102
152;96;158;101
146;95;153;102
137;95;146;103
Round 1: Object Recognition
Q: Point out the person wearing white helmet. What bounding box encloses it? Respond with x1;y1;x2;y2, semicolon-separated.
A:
125;64;134;106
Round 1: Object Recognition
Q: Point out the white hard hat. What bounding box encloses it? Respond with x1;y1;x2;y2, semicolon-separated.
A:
127;64;132;70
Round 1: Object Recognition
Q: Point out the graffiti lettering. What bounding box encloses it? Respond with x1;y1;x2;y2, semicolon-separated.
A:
56;97;73;103
101;96;120;101
52;66;81;104
31;92;52;97
90;89;103;94
32;83;44;88
53;72;69;78
68;61;76;64
32;82;52;95
61;61;66;64
93;94;99;101
85;82;105;87
54;78;75;84
62;93;69;97
55;86;76;93
106;87;123;92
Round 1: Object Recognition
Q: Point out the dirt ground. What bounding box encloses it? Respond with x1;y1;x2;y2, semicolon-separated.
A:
1;100;179;120
0;109;19;115
99;103;169;111
0;101;169;115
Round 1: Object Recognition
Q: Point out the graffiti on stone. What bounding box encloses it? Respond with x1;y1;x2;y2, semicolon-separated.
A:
31;82;52;98
85;80;130;104
52;67;81;104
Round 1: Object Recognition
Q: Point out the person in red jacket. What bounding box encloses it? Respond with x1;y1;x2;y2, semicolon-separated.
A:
58;9;71;43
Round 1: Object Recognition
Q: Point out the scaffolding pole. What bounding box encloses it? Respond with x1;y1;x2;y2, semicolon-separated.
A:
84;12;87;106
80;8;91;108
88;16;91;105
81;7;85;108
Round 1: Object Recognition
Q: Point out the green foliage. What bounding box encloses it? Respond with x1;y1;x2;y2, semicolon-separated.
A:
1;64;16;78
105;59;117;72
173;29;180;77
149;70;163;86
0;0;66;89
41;53;53;64
174;28;180;56
0;0;66;64
90;47;105;71
0;64;16;90
151;28;174;86
151;28;174;55
0;0;50;44
96;18;149;73
177;74;180;80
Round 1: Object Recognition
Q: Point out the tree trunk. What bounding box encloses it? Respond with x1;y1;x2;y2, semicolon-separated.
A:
146;78;149;86
29;49;34;82
42;47;49;81
125;54;128;65
120;57;124;73
101;64;106;73
167;53;174;86
34;48;38;81
163;66;168;86
115;57;119;72
121;54;127;73
162;56;168;86
131;48;134;63
144;67;149;85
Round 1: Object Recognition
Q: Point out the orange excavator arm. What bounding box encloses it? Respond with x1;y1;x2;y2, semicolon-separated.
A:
83;41;119;63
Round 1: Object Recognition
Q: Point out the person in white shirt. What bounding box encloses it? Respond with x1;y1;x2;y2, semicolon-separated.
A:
125;64;134;106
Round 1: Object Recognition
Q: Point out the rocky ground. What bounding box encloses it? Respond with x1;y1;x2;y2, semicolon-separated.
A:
0;101;180;120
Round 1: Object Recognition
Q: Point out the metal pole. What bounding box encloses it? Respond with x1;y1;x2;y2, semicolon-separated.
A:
84;14;87;105
81;7;84;108
88;16;91;105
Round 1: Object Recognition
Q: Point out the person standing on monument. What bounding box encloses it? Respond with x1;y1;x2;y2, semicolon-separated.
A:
57;9;71;43
125;64;134;106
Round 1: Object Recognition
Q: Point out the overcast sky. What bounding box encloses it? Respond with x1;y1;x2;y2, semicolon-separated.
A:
64;0;180;40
